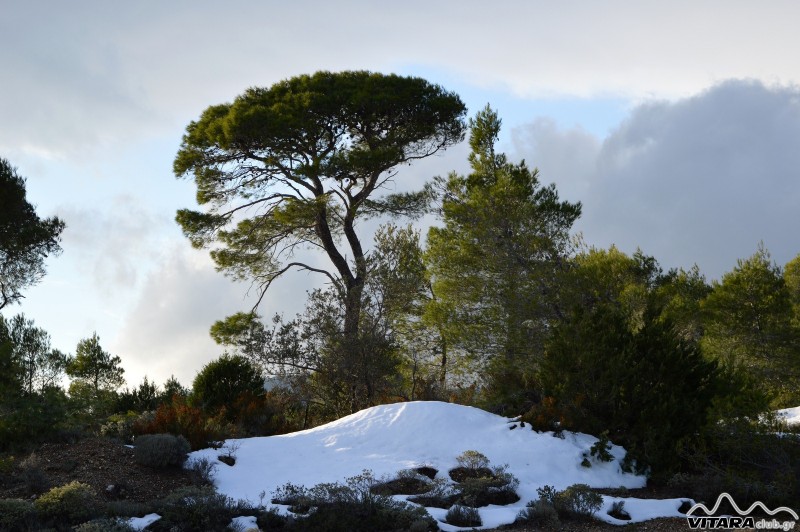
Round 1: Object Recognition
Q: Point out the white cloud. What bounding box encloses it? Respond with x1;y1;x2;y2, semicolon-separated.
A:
57;196;170;293
513;80;800;279
4;2;800;159
111;246;248;387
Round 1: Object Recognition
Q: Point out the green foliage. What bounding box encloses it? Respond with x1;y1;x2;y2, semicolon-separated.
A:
74;519;136;532
115;376;161;413
445;504;481;527
0;498;37;531
0;314;70;395
191;353;264;416
702;245;800;406
516;498;559;526
786;252;800;328
608;500;631;520
155;485;257;532
132;393;228;450
0;157;65;311
425;105;581;413
0;382;70;451
175;71;466;393
67;333;125;422
589;431;614;462
34;481;100;526
133;433;191;469
676;416;800;509
455;449;489;470
534;484;602;520
271;470;436;531
536;301;722;475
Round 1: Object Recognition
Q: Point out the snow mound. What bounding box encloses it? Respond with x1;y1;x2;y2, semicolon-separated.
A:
188;401;690;529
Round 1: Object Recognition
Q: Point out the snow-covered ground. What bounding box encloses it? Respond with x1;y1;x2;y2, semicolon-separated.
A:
179;401;689;530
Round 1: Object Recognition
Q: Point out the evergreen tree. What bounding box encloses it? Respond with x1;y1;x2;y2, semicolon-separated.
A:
701;245;799;405
174;71;466;394
425;106;581;412
537;301;722;475
192;353;264;417
67;333;125;416
0;314;70;394
0;158;65;310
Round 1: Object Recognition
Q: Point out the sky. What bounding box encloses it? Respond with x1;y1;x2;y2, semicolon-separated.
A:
2;1;799;389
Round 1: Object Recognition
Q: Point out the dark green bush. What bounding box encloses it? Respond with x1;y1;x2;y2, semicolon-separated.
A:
608;500;630;520
271;471;437;531
534;302;723;476
675;418;800;508
153;485;257;532
534;484;602;520
133;433;191;469
73;518;136;532
34;481;101;526
0;498;38;531
516;498;559;527
445;504;481;527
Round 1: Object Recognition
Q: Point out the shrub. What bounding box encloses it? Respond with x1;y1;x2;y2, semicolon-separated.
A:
0;498;37;531
19;452;50;495
406;477;459;509
155;485;257;532
608;500;631;520
535;302;724;476
133;433;191;469
457;465;520;507
74;518;136;532
449;450;493;482
132;395;228;450
445;504;481;527
35;481;100;526
186;456;218;485
447;452;520;508
534;484;602;520
100;412;140;444
590;431;614;462
516;499;559;527
271;471;437;531
555;484;603;519
455;450;489;470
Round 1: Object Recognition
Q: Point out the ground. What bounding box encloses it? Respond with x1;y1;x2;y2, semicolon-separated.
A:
0;436;691;531
0;436;201;504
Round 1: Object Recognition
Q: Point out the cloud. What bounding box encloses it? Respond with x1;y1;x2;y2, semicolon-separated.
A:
57;196;171;293
111;244;328;387
111;246;248;387
512;80;800;279
4;2;800;159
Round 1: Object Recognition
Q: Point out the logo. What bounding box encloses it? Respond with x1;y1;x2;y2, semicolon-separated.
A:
686;493;797;530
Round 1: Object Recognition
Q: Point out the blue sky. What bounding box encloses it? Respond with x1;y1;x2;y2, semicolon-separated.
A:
2;1;800;388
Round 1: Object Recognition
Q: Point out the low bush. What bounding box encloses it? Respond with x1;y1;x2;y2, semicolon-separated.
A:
152;485;257;532
0;498;37;531
516;498;559;527
74;518;136;532
35;481;101;527
133;433;191;469
608;500;631;520
186;455;218;485
271;471;437;531
533;484;603;520
445;504;481;527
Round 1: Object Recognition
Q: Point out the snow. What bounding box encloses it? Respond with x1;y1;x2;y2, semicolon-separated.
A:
181;401;692;529
777;406;800;425
127;513;161;530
